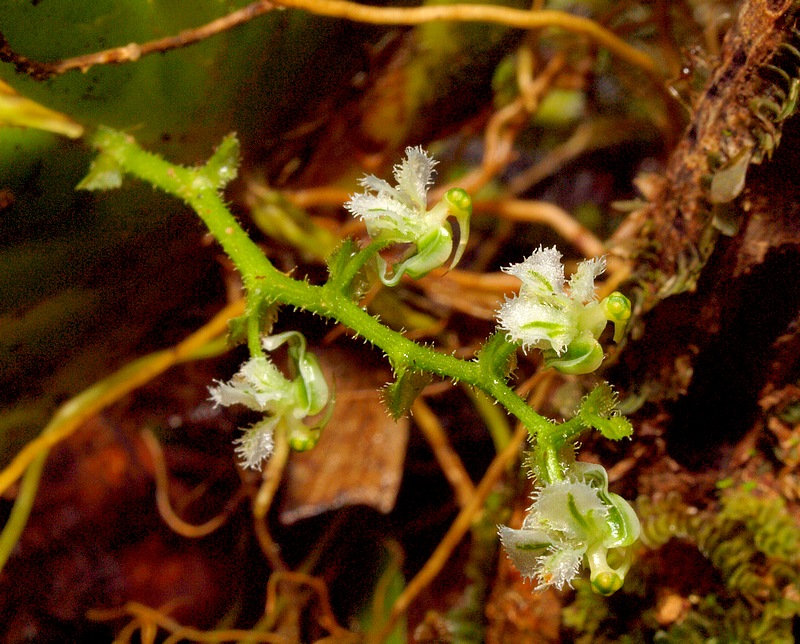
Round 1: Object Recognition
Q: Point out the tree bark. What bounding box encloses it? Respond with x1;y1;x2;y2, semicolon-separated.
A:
610;0;800;467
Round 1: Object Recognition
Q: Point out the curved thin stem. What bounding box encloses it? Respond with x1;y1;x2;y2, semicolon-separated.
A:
88;127;555;443
276;0;661;80
0;300;242;500
0;450;46;572
141;429;242;538
0;301;243;575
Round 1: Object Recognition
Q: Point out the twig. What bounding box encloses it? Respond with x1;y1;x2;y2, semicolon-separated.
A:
141;429;244;538
0;300;244;498
506;118;638;195
0;1;275;79
265;572;355;640
412;398;476;508
252;428;291;572
277;0;661;78
2;0;661;86
476;198;605;258
88;601;288;643
434;53;568;198
0;300;244;576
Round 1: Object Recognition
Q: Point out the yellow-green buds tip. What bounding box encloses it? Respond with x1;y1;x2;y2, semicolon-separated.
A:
591;571;623;596
442;187;472;216
601;292;632;343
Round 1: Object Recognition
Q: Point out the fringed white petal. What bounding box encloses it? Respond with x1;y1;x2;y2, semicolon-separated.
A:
503;246;566;300
497;298;575;354
569;255;606;303
393;146;436;210
233;418;278;470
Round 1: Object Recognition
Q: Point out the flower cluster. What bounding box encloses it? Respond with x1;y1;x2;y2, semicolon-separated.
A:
208;331;331;470
499;461;640;595
344;147;471;286
496;247;631;374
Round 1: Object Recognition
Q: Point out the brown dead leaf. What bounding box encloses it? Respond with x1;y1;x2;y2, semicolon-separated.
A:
279;348;409;524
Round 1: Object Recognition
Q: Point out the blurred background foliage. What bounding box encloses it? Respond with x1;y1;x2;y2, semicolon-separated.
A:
0;0;378;459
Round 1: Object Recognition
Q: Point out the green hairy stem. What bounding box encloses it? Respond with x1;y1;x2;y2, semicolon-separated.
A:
83;127;552;437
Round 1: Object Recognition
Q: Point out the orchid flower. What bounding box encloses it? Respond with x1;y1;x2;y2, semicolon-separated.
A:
499;461;640;595
344;146;471;286
208;331;332;469
496;247;631;374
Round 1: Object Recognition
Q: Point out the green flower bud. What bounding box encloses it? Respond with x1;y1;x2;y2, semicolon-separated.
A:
600;291;632;343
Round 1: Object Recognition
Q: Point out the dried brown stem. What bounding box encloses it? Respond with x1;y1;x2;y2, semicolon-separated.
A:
477;198;605;259
252;428;291;572
412;398;476;508
265;572;355;640
0;1;275;79
141;429;243;538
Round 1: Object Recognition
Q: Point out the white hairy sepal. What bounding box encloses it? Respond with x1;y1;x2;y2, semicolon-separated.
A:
532;477;610;537
234;417;278;470
498;526;583;590
208;356;294;412
503;246;566;302
496;298;576;354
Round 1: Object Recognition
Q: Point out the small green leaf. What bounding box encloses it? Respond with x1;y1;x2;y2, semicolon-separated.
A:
203;133;240;189
476;332;518;380
709;146;752;204
358;542;407;644
576;383;633;440
590;415;634;441
227;299;280;347
382;368;432;419
327;239;361;279
326;239;372;298
76;152;123;191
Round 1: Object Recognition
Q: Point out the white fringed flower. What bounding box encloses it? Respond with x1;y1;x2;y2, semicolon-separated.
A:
496;247;630;374
209;332;331;470
499;462;640;595
344;147;471;285
209;356;296;413
346;146;437;240
233;418;278;470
